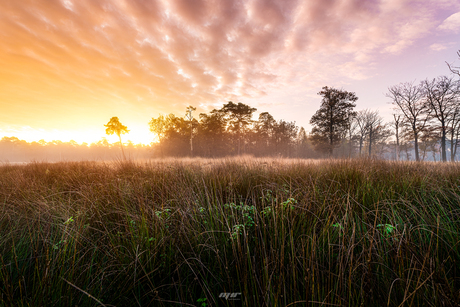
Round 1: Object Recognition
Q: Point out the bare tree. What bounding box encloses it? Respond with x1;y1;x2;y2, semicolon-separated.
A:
347;114;358;158
422;76;460;162
387;82;430;161
446;50;460;78
367;115;391;157
354;110;370;156
449;105;460;161
354;109;390;157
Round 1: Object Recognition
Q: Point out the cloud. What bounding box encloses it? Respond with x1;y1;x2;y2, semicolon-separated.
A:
438;12;460;33
0;0;452;121
430;43;448;51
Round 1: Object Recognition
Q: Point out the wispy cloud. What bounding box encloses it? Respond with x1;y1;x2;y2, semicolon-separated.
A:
430;43;448;51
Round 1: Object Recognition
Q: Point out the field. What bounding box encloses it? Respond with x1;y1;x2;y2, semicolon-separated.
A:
1;157;460;306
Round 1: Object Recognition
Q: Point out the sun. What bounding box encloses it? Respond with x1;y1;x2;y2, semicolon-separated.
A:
2;122;155;146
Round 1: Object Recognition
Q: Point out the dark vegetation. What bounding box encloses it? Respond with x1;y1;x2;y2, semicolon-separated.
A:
149;101;309;158
1;158;460;306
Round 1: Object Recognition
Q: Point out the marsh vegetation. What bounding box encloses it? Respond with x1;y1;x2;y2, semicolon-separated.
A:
1;157;460;306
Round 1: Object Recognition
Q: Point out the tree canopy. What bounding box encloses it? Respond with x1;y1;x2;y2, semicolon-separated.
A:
105;117;129;160
310;86;358;156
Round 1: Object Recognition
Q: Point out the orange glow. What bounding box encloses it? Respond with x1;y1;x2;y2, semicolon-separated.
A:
0;0;458;145
1;123;154;146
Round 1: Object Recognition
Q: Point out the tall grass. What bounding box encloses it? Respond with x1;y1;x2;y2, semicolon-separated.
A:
1;157;460;306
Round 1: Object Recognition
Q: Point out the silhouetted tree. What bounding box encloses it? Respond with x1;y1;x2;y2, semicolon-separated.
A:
185;106;196;156
105;117;129;160
310;86;358;156
221;101;257;155
296;127;313;158
149;115;167;143
149;115;168;156
449;105;460;161
387;82;430;162
256;112;276;154
197;110;228;156
354;110;370;156
161;114;190;156
353;109;390;157
273;120;298;156
422;76;460;162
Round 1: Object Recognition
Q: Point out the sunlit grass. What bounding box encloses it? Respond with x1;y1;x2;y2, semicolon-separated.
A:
0;158;459;306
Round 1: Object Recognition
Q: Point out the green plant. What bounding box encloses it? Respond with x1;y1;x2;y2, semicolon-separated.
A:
197;297;208;307
281;197;297;210
155;208;171;219
377;223;396;236
63;216;74;225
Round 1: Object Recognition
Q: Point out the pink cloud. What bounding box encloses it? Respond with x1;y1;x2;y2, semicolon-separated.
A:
438;12;460;33
0;0;455;122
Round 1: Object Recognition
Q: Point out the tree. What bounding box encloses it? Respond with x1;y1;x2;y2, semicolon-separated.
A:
387;81;429;162
149;115;167;144
449;105;460;161
256;112;277;153
185;106;196;156
105;117;129;160
346;114;358;158
364;110;389;157
422;76;460;162
354;110;370;156
353;109;390;157
446;50;460;78
310;86;358;156
198;110;227;156
273;120;298;156
392;114;402;161
158;114;190;156
221;101;257;155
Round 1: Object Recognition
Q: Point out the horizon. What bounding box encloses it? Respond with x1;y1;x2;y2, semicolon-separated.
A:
1;0;459;145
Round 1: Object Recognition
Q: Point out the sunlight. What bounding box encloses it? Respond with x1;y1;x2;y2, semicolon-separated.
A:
2;123;154;145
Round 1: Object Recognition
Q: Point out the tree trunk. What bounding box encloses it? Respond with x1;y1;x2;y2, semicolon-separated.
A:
348;128;352;158
329;105;333;157
368;128;373;157
190;122;193;156
414;131;420;162
441;124;447;162
119;135;126;160
454;131;460;161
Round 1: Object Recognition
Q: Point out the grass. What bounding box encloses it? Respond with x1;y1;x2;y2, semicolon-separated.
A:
0;157;460;306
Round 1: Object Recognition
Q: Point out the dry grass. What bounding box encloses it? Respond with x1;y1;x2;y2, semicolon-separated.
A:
1;157;460;306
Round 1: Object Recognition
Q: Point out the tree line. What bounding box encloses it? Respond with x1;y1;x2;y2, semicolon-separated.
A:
144;50;460;162
306;49;460;162
1;51;459;162
147;101;315;158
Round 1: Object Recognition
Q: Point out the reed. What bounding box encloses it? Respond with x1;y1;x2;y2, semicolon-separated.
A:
1;157;459;306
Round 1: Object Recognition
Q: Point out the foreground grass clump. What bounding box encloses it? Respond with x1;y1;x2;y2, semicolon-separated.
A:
1;158;460;306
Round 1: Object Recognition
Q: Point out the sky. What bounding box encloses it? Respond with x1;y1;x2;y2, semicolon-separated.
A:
0;0;459;145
